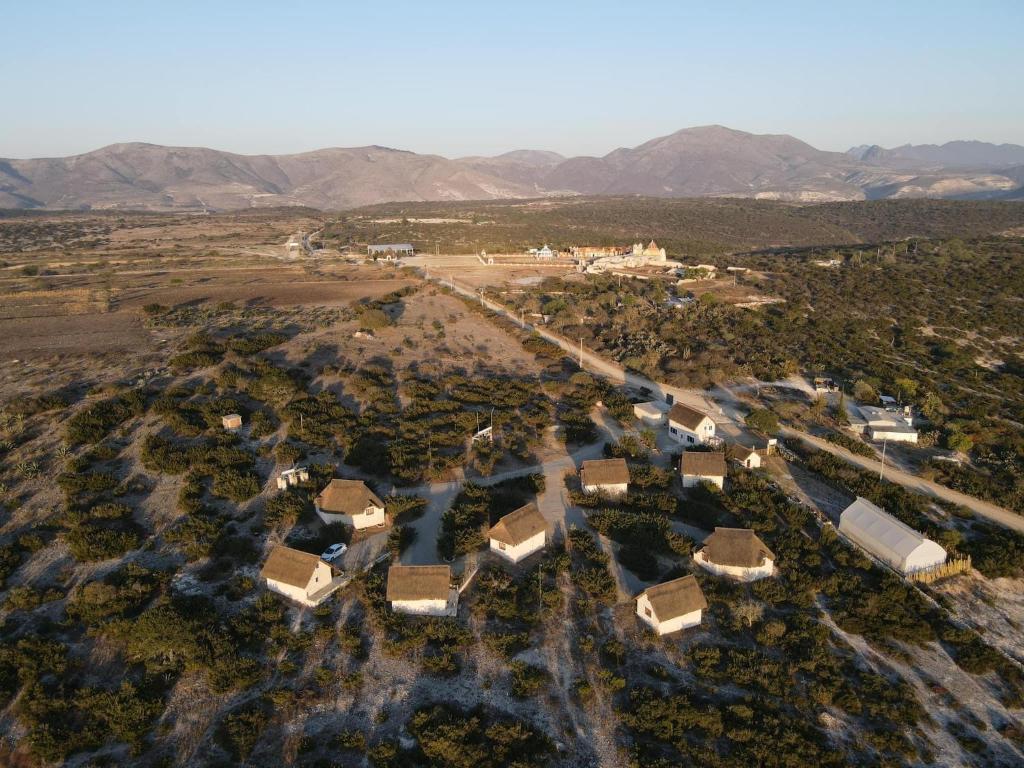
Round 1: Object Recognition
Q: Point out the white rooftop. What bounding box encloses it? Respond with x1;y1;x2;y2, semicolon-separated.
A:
839;497;946;573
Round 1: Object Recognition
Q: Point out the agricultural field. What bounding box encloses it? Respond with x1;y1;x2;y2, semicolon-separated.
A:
0;207;1022;767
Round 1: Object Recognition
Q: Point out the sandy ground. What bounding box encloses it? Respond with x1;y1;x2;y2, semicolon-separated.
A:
931;575;1024;665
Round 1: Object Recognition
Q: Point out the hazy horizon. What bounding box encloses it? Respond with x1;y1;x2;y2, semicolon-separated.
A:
3;0;1023;160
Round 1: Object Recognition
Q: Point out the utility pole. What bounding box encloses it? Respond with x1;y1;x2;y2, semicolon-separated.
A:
537;564;543;615
879;438;887;482
579;337;584;369
519;308;524;329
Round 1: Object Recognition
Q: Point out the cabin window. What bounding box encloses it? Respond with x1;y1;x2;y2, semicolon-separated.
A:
687;436;694;444
644;607;652;617
499;542;506;550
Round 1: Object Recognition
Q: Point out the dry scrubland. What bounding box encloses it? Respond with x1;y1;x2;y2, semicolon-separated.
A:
0;208;1021;767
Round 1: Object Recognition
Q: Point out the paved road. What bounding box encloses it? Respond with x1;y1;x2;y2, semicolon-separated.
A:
782;427;1024;534
424;271;1024;534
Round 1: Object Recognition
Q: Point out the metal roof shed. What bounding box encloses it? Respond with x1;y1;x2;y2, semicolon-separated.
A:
838;497;946;574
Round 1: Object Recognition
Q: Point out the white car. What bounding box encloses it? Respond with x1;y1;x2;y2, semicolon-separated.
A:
321;543;348;562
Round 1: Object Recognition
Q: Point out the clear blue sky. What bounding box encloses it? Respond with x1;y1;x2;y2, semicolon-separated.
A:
3;0;1022;159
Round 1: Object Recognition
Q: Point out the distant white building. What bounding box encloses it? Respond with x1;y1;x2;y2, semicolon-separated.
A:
534;244;554;259
630;240;667;262
386;565;456;616
838;497;947;575
260;545;340;607
695;528;775;581
636;574;707;636
367;243;414;260
314;479;386;530
579;458;630;498
667;402;716;446
487;503;548;563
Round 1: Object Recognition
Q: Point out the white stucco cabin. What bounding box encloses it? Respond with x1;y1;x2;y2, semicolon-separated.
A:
579;458;630;499
636;574;708;636
838;497;947;574
314;479;386;530
668;403;716;446
633;400;669;426
727;444;763;469
488;503;548;563
386;564;457;616
695;528;775;581
260;545;341;607
680;451;727;490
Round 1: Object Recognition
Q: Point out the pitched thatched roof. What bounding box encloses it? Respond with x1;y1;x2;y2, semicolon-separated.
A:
642;575;707;621
668;402;711;431
260;545;324;588
489;503;548;547
681;451;726;478
702;527;775;568
726;443;759;461
580;458;630;488
315;479;384;515
386;565;451;602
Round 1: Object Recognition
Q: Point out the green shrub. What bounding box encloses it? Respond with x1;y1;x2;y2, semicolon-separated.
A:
66;391;145;445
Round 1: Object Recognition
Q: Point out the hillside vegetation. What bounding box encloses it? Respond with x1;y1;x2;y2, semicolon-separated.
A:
327;198;1024;257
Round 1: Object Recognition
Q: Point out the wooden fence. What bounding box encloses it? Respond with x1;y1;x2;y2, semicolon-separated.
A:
906;555;972;584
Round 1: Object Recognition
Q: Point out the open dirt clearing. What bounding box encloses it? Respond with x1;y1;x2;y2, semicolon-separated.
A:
0;312;151;357
115;278;414;309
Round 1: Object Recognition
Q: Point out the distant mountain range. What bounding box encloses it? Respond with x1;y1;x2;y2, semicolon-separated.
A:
846;140;1024;170
2;126;1023;211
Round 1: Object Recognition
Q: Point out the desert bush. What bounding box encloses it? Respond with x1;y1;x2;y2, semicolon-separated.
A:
66;391;145;445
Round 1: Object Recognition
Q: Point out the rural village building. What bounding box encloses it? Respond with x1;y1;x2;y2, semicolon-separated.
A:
367;243;414;260
487;503;548;563
695;527;775;581
260;545;341;607
813;376;839;393
636;574;708;635
633;400;669;426
528;244;554;259
579;458;630;498
727;443;763;469
386;564;457;616
314;479;386;530
680;451;727;490
631;239;667;261
838;497;947;575
668;402;716;445
276;466;309;490
221;413;242;430
854;405;919;444
571;245;626;260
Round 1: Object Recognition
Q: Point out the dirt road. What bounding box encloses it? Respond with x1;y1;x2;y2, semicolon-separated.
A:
781;427;1024;533
427;272;1024;534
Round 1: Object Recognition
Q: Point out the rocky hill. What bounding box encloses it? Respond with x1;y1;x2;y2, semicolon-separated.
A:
3;127;1023;211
